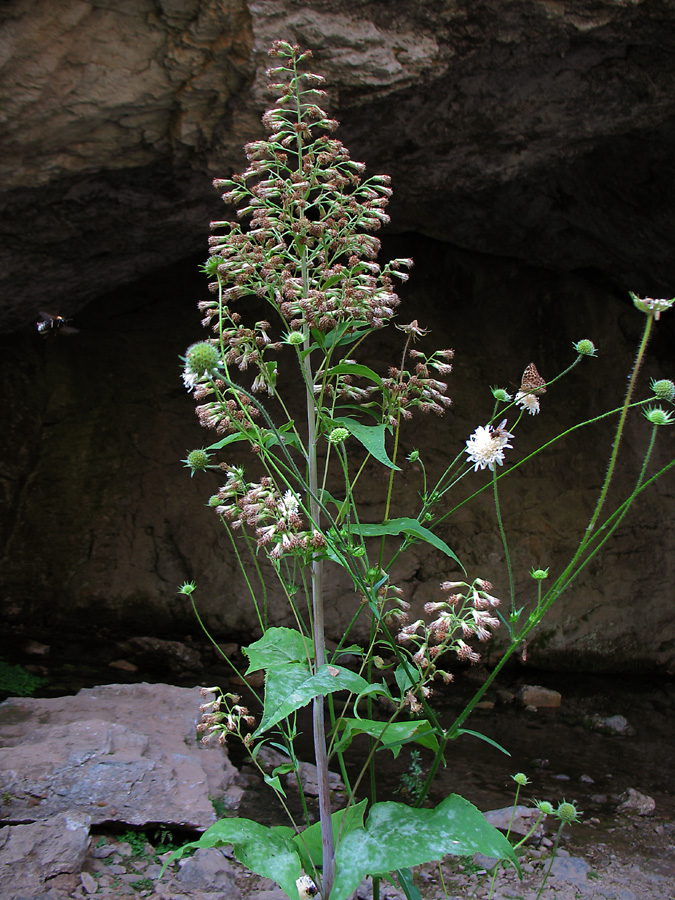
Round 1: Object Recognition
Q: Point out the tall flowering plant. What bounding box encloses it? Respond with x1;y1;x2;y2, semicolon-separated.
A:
169;41;675;900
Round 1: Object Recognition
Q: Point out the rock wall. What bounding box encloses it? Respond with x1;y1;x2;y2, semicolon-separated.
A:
1;1;674;671
2;0;675;331
1;235;673;672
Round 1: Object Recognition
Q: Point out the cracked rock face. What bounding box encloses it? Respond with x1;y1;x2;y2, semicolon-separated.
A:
2;0;675;332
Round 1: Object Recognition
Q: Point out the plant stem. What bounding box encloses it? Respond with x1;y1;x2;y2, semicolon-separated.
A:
302;298;335;898
584;314;653;538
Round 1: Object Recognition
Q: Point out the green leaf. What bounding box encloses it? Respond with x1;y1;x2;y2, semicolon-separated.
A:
396;867;422;900
331;796;520;900
264;773;286;795
289;799;368;872
254;663;371;736
394;663;419;697
162;818;302;900
326;363;383;388
332;417;399;470
244;627;314;674
456;728;511;757
344;517;463;569
333;718;439;758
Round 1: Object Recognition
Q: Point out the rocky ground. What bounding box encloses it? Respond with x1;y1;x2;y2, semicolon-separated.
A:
2;676;674;900
32;808;675;900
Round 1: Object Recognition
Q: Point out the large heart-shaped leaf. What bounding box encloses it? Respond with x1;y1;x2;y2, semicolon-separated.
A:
162;817;302;900
331;795;520;900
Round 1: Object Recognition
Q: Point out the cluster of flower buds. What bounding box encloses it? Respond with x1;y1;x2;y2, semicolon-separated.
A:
397;578;501;676
382;347;455;423
197;686;255;746
211;470;326;561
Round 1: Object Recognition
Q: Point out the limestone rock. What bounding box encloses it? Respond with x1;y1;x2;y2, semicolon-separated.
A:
516;685;562;709
617;787;656;816
0;683;237;828
176;847;243;896
0;810;91;899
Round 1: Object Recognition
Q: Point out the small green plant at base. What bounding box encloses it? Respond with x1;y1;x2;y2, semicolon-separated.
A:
0;658;46;697
167;39;674;900
395;749;425;803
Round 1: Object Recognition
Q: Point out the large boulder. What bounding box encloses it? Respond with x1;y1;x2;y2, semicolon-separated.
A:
0;682;237;828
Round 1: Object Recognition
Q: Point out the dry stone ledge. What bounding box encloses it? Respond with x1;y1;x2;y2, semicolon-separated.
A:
0;682;237;829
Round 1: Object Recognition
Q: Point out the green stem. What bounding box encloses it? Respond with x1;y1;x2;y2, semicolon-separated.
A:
583;315;653;538
492;468;515;627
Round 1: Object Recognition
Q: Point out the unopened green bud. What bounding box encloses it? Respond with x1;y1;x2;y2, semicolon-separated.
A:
284;331;305;346
535;800;554;815
573;339;597;356
491;386;512;402
208;495;221;507
651;379;675;402
407;449;420;463
186;341;220;375
643;406;674;426
530;567;549;580
328;427;350;444
178;581;196;596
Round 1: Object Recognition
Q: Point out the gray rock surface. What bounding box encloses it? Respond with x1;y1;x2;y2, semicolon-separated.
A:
0;810;91;899
0;683;236;828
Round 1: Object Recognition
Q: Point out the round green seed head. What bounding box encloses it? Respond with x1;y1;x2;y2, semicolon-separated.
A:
491;387;512;402
643;406;674;426
651;378;675;401
208;495;221;508
186;341;220;375
536;800;554;815
574;339;597;356
328;427;350;444
512;772;530;786
556;800;581;823
530;567;549;580
187;449;210;471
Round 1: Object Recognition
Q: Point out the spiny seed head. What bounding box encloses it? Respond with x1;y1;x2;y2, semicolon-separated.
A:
556;800;582;823
512;772;530;786
651;378;675;401
284;331;305;346
186;449;210;473
208;494;221;508
573;339;597;356
535;800;554;815
643;405;674;426
491;387;512;402
186;341;220;375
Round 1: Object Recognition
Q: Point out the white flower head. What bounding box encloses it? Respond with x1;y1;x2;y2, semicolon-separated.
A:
465;419;514;472
515;390;540;415
279;489;300;518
